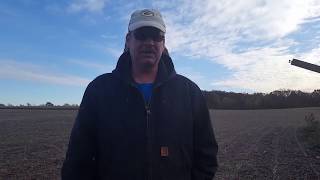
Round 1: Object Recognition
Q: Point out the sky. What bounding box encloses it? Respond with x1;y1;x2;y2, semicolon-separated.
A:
0;0;320;105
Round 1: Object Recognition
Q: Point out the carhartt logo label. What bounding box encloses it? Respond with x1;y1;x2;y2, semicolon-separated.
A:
160;146;169;157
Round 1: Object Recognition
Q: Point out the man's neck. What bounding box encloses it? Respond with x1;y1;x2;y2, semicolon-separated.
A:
132;64;158;83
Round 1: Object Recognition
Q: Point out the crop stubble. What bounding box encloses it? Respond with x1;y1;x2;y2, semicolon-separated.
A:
212;107;320;179
0;107;319;179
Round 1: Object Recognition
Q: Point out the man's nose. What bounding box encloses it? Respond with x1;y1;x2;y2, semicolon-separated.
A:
143;37;155;44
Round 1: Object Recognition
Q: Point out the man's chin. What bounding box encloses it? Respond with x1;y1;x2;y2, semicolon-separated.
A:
140;56;157;64
140;53;155;59
139;59;158;70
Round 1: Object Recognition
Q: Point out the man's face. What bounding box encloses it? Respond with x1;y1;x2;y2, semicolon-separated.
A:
126;27;165;70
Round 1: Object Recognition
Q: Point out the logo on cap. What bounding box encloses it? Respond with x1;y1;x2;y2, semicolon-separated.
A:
141;10;154;17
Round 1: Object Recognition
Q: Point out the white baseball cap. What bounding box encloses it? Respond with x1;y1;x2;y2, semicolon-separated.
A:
128;9;166;33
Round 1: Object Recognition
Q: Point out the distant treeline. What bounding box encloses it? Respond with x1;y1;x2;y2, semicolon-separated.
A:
203;89;320;109
1;90;320;110
0;102;79;110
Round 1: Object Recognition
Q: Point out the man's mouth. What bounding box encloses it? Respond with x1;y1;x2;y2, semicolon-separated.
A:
141;50;154;54
141;50;155;56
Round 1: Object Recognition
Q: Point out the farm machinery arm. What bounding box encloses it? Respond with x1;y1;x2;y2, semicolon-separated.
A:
290;59;320;73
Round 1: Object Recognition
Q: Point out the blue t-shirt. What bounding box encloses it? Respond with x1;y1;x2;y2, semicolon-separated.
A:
136;83;153;103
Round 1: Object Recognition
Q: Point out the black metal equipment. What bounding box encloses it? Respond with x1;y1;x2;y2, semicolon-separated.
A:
289;59;320;73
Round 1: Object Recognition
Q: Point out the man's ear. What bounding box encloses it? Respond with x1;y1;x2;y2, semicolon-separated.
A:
124;33;130;52
126;33;130;43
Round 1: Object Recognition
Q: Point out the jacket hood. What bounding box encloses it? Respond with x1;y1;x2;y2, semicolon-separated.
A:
112;51;176;85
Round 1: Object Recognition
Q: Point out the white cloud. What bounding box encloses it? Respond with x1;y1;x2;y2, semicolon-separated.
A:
59;0;320;92
68;0;108;13
176;66;205;81
176;66;216;90
151;0;320;92
67;59;114;73
298;46;320;65
105;47;123;58
0;60;90;86
211;47;320;93
160;0;320;51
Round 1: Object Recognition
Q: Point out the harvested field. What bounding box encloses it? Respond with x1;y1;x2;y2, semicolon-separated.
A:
0;109;77;179
0;108;319;179
212;107;320;179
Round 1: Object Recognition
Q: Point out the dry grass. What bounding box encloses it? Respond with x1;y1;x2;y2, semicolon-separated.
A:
301;113;320;153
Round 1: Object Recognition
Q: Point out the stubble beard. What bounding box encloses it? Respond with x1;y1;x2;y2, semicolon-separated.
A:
137;57;159;73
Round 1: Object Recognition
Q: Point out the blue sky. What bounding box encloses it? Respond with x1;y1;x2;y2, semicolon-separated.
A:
0;0;320;105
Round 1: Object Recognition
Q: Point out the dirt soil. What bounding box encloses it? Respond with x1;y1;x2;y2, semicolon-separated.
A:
0;109;76;179
212;107;320;179
0;107;319;179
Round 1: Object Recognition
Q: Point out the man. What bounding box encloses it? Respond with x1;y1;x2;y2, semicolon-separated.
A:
62;9;218;180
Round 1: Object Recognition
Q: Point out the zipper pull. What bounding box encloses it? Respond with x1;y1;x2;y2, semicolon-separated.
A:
145;105;151;115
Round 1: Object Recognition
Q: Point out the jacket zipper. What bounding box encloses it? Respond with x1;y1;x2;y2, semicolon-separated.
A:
145;102;152;180
130;84;154;180
145;83;165;180
131;81;166;180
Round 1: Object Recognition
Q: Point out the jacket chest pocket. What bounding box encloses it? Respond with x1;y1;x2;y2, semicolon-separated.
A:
154;105;194;146
99;96;146;143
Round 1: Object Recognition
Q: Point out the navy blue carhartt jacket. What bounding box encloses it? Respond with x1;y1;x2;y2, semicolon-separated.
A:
61;52;218;180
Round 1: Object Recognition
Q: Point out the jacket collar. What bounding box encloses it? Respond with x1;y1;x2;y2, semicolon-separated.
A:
112;51;176;86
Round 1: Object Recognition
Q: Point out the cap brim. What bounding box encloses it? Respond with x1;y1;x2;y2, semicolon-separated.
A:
129;21;166;33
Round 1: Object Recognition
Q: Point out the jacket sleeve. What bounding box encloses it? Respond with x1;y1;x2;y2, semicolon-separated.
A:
61;82;98;180
191;85;219;180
